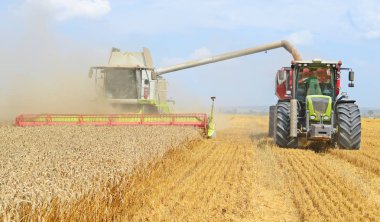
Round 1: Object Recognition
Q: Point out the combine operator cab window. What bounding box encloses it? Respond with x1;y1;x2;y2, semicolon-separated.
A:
105;69;138;99
297;67;334;101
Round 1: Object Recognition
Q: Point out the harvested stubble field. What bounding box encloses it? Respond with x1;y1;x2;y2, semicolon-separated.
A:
1;116;380;221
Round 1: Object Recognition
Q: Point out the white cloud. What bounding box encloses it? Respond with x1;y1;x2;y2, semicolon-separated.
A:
286;30;314;45
363;30;380;39
160;57;185;67
190;47;212;59
105;0;380;42
109;0;344;34
160;47;212;67
348;0;380;39
25;0;111;21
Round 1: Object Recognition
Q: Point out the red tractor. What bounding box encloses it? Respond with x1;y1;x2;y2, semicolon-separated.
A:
269;59;360;149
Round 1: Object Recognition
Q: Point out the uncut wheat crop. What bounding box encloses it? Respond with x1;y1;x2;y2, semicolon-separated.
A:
0;125;202;221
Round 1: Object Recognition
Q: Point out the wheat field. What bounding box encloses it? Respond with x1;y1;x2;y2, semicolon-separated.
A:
0;126;201;221
1;116;380;221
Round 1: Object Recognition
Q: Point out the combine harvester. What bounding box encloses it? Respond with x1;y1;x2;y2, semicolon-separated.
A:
15;40;361;147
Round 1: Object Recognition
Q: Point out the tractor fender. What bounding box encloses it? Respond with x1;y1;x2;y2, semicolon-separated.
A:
336;99;356;104
278;99;291;103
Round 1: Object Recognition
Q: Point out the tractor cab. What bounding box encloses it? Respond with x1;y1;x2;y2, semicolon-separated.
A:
293;59;339;102
296;66;334;100
275;59;341;101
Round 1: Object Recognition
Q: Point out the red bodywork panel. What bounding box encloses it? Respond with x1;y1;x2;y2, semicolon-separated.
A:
335;65;341;96
276;82;287;99
275;68;292;100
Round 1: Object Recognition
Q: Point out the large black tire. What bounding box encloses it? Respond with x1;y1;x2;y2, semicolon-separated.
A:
268;105;276;137
275;102;298;148
336;103;361;149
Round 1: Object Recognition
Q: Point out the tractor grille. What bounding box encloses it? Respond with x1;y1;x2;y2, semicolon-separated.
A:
311;97;329;116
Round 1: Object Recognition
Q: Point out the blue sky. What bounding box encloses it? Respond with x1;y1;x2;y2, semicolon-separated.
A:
1;0;379;113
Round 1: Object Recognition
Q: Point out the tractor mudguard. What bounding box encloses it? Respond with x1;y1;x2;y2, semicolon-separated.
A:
336;99;356;104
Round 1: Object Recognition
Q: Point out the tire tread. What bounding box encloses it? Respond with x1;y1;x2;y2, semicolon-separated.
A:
275;102;298;148
336;103;361;149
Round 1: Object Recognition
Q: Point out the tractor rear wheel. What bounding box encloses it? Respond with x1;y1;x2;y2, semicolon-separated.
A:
268;105;276;138
336;103;361;149
275;102;298;148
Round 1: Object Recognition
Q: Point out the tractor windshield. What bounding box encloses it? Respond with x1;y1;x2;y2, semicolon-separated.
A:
296;67;334;101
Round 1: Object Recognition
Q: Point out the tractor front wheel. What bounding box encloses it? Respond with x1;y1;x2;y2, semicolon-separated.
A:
336;103;361;150
275;102;298;148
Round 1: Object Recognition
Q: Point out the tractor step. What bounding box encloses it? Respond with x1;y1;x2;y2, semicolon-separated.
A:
15;113;207;129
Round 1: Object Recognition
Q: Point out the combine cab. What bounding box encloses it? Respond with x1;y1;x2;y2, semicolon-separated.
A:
88;47;171;114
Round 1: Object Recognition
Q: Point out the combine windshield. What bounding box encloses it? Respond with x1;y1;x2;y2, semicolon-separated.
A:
105;69;138;99
296;67;334;101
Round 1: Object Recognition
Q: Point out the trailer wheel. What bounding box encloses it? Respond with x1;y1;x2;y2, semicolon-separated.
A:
268;105;276;138
275;102;298;148
336;103;361;150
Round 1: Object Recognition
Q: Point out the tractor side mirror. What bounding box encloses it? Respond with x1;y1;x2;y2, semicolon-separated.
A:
348;71;355;87
349;71;354;81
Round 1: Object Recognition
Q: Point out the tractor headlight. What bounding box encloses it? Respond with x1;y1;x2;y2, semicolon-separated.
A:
323;116;329;121
310;115;316;120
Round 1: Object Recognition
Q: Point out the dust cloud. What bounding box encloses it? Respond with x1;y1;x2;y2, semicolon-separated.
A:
168;84;209;114
0;5;111;121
